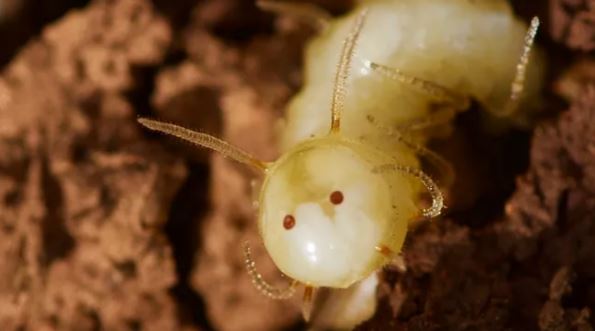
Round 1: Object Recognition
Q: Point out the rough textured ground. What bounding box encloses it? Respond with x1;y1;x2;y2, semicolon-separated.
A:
0;0;593;330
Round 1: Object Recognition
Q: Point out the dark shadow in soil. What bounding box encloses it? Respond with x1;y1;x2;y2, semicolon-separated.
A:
0;0;91;68
446;108;532;228
127;65;161;119
40;155;75;266
165;162;216;331
151;0;197;30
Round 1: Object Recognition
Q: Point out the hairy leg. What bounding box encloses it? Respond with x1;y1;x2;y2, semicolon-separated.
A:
367;114;455;188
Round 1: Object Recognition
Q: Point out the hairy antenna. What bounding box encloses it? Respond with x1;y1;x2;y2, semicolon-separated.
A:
502;16;540;116
138;118;268;172
330;9;368;133
373;164;444;218
243;241;297;300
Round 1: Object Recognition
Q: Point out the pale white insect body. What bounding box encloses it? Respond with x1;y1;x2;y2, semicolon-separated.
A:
261;0;544;294
138;0;544;327
283;0;544;150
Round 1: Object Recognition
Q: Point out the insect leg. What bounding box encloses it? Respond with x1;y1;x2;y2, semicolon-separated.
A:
393;105;457;133
256;0;331;31
373;164;444;218
138;118;268;172
302;285;317;322
243;241;297;300
369;61;471;110
367;115;455;187
500;17;540;116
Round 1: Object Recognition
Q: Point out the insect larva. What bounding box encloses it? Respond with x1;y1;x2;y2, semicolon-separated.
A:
139;0;544;328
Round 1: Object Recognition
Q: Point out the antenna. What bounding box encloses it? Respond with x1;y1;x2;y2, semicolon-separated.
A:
138;118;268;172
329;9;368;133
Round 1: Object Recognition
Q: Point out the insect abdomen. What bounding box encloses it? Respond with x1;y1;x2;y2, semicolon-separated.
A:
282;0;545;151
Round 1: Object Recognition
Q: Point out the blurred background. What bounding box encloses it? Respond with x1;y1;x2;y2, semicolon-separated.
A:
0;0;593;330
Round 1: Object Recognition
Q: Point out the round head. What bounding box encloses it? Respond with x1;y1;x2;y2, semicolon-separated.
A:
258;137;412;288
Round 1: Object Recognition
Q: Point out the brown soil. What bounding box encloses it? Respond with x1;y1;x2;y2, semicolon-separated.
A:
0;0;593;331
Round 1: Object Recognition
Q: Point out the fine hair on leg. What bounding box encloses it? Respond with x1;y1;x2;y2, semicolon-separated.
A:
369;61;470;110
500;16;540;116
243;241;297;300
366;114;455;187
373;164;444;218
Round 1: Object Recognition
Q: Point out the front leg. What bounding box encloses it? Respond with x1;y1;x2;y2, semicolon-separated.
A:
366;114;455;188
369;61;471;110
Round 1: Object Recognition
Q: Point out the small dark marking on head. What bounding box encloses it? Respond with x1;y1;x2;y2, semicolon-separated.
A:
330;191;344;205
283;215;296;230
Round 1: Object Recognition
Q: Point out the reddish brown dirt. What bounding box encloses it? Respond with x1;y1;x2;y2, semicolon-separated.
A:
0;0;593;331
550;0;595;51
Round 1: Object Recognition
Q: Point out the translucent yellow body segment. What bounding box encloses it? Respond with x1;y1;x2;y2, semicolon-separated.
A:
282;0;545;149
259;137;416;288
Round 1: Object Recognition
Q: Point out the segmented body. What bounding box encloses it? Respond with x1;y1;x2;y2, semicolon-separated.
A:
259;0;543;290
283;0;544;151
138;0;544;327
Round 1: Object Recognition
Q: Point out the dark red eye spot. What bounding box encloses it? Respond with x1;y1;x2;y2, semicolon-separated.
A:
283;215;296;230
330;191;344;205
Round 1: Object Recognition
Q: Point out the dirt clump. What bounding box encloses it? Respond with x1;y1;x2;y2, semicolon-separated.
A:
550;0;595;51
0;1;191;330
